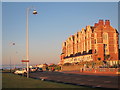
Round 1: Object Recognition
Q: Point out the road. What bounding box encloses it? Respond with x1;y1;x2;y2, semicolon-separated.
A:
29;71;119;89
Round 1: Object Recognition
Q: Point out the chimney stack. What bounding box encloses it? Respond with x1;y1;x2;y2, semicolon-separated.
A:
98;19;104;25
105;20;110;26
94;23;99;27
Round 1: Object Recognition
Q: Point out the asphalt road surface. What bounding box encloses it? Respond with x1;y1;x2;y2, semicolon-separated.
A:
29;71;119;89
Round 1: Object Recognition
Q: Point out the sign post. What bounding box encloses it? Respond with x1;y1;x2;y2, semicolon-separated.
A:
21;60;29;77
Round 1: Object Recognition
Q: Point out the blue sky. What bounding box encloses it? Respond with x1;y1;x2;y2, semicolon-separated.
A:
2;2;119;65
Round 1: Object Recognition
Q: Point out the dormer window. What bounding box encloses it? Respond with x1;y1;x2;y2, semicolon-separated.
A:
77;34;78;38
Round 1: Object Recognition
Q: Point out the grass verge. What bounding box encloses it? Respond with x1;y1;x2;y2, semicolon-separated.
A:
2;73;91;88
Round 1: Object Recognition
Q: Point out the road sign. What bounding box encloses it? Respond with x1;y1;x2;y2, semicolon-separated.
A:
21;60;29;62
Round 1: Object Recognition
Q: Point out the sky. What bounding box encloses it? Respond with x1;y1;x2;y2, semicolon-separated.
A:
2;2;119;65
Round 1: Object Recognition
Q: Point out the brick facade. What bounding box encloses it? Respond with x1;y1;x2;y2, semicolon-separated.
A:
59;20;119;65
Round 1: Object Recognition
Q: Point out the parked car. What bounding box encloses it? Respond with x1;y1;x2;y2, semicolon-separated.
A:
30;67;38;72
14;69;27;74
37;68;43;72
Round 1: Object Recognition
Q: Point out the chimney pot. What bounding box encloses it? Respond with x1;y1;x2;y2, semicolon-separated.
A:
105;20;110;26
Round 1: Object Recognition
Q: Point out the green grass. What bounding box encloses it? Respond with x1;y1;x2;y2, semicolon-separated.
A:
2;73;90;88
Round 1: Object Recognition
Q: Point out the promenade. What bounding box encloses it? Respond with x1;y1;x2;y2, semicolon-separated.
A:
29;71;119;89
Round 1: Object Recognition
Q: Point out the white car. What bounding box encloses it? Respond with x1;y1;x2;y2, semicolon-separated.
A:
14;69;27;74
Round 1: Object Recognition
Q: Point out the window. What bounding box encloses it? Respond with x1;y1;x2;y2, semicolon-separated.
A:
77;34;78;38
89;56;91;59
94;39;96;44
69;38;71;40
95;49;97;53
105;49;108;53
72;36;74;41
104;44;107;48
64;42;66;46
103;33;108;40
98;58;101;61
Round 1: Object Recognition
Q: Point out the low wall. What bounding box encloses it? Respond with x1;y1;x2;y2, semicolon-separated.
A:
83;68;119;74
61;65;119;74
61;65;81;71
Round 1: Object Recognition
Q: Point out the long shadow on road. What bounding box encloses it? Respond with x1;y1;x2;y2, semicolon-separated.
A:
29;71;119;89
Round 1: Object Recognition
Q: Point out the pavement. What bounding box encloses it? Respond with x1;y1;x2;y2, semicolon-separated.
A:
61;70;120;76
29;71;120;89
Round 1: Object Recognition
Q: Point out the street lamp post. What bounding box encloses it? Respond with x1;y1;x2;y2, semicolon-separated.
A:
9;42;15;72
26;8;37;78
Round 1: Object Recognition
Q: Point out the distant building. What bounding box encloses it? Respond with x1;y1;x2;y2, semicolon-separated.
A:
34;64;48;68
35;64;44;68
60;20;119;65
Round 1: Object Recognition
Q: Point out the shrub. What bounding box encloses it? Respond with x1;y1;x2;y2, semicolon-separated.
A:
55;66;61;71
63;63;72;66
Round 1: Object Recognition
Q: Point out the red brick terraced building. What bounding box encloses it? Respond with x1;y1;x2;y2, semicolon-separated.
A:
59;20;119;66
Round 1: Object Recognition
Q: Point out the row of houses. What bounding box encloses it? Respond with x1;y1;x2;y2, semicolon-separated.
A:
59;20;119;65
